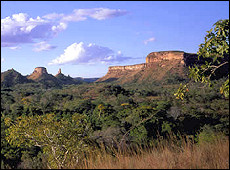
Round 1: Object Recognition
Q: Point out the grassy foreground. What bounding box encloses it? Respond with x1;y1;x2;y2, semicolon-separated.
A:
73;136;229;169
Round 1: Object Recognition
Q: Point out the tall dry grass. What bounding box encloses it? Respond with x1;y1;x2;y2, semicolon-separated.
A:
72;135;229;169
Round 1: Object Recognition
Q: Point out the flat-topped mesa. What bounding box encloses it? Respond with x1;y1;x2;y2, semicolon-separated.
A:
34;67;48;74
108;63;146;72
27;67;48;80
108;51;199;73
146;51;185;63
97;50;201;83
146;51;199;66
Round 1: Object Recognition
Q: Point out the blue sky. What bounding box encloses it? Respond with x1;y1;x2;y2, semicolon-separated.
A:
1;1;229;78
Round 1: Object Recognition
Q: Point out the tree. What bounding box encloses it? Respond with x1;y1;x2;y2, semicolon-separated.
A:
5;113;91;169
175;19;229;99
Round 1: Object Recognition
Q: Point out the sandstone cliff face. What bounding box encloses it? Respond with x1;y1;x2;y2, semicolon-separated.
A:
146;51;199;66
109;63;146;72
97;51;199;83
146;51;185;63
27;67;48;80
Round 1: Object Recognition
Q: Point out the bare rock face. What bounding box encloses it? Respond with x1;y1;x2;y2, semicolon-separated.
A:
58;68;61;74
97;51;199;83
55;68;63;77
109;63;146;72
27;67;62;87
27;67;48;80
146;51;185;63
146;51;199;66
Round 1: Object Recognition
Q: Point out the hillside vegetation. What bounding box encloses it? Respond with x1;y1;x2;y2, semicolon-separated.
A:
1;19;229;169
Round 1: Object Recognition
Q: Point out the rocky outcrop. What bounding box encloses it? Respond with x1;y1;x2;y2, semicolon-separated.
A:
27;67;48;80
146;51;185;63
55;68;62;77
97;51;199;83
55;68;64;78
27;67;62;88
146;51;200;66
109;63;146;72
55;68;83;85
1;67;83;88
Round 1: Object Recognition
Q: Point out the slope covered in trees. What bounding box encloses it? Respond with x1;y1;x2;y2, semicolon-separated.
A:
1;19;229;169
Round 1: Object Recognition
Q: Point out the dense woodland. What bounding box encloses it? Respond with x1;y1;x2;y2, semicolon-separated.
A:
1;19;229;169
1;77;229;168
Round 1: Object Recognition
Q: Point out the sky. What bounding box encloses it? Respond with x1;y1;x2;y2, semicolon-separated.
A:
1;1;229;78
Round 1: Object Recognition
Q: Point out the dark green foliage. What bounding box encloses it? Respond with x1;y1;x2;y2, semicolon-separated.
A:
189;19;229;97
1;73;229;169
1;19;229;169
1;69;33;88
100;84;129;96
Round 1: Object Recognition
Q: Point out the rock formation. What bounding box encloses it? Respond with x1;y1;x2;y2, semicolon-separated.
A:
97;51;199;83
55;68;63;77
146;51;184;63
26;67;62;88
58;68;61;74
109;63;146;72
145;51;200;66
1;67;83;87
27;67;48;80
55;68;83;85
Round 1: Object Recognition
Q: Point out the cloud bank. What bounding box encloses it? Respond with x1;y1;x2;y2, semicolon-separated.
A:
48;42;131;65
1;13;66;47
1;8;128;48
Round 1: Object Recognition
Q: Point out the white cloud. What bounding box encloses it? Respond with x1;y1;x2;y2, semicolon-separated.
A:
1;13;66;47
51;22;67;35
48;42;130;65
33;41;57;52
143;37;156;45
9;46;21;50
77;8;127;20
61;8;127;22
1;8;128;47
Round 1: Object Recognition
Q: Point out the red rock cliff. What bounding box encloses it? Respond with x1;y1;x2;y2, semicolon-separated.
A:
108;63;146;72
96;51;199;83
146;51;198;66
27;67;48;80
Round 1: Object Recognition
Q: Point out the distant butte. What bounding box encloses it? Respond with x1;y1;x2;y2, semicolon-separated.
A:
27;67;48;80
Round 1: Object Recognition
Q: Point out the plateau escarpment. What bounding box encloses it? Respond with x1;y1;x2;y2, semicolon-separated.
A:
98;63;147;82
97;51;200;83
109;63;147;72
146;51;202;66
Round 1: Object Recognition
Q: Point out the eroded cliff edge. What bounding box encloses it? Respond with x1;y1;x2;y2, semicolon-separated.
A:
97;51;199;83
